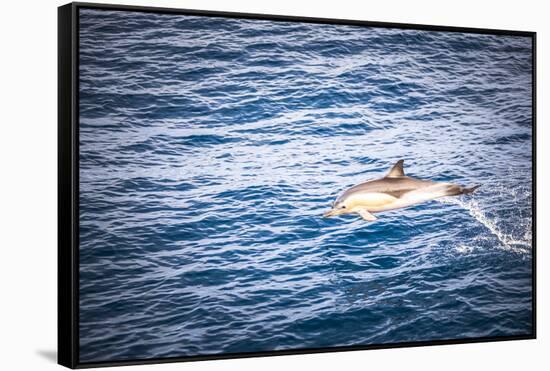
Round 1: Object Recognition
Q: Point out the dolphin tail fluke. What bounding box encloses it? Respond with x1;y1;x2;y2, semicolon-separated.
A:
462;185;481;195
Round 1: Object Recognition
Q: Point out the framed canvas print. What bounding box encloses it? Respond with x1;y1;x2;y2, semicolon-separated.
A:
58;2;536;368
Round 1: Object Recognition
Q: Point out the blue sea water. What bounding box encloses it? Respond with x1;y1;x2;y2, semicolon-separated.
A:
78;8;533;363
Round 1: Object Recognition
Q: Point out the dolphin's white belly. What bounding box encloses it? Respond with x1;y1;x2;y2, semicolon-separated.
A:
346;192;399;212
349;183;457;213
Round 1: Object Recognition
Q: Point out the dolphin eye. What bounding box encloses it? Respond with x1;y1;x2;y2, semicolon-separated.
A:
341;205;346;209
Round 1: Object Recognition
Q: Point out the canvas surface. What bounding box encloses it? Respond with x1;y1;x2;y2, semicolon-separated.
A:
77;8;533;363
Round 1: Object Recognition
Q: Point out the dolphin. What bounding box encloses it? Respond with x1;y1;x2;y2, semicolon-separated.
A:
323;160;480;221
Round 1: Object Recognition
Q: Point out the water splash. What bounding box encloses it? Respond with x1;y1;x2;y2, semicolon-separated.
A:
440;194;531;254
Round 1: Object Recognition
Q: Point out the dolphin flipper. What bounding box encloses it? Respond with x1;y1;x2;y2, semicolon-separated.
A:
357;209;377;221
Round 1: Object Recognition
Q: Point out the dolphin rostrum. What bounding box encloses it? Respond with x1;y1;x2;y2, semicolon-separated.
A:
323;160;480;221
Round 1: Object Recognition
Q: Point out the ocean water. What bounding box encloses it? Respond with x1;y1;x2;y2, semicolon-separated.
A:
78;8;533;363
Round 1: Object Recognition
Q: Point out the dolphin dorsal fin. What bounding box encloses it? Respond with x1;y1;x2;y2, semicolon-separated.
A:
386;160;405;178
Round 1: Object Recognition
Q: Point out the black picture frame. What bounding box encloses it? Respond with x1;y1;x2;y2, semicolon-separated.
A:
58;2;537;369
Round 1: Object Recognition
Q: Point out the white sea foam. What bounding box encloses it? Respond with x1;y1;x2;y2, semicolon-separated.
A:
439;188;532;255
